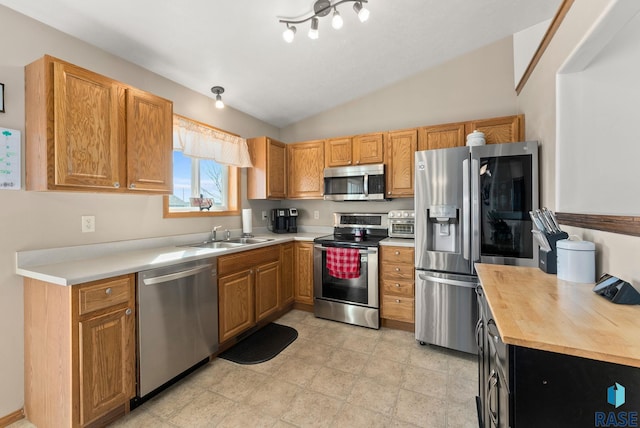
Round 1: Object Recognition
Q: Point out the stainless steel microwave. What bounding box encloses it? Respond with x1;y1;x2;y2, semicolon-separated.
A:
323;163;386;201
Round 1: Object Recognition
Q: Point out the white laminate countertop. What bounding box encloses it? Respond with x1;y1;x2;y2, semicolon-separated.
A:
380;238;415;247
16;231;326;287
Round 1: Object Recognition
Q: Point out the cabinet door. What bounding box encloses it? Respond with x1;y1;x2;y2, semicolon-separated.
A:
125;87;173;193
294;242;314;304
325;137;353;167
465;115;523;145
418;122;466;151
53;61;124;189
267;139;287;198
255;260;280;322
247;137;287;199
218;269;255;342
280;243;295;308
79;306;134;425
288;140;325;199
386;129;417;198
353;132;384;165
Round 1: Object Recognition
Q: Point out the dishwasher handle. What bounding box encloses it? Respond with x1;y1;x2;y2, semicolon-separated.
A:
142;264;213;286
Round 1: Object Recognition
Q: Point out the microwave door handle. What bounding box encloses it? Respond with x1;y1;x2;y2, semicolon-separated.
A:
363;173;369;196
462;159;470;261
471;158;480;263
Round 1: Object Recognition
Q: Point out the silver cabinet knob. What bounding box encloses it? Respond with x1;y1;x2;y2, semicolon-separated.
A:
395;251;400;255
395;299;401;303
395;267;400;272
395;283;400;288
125;308;132;316
129;183;136;189
105;288;112;295
388;191;392;195
113;182;120;188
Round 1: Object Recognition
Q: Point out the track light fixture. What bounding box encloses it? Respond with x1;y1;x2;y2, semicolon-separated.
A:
211;86;225;109
279;0;369;43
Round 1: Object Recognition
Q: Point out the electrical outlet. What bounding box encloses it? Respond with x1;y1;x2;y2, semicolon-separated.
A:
314;210;320;220
262;210;268;221
81;215;95;233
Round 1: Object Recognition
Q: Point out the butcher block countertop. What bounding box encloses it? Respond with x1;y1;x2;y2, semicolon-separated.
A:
476;263;640;368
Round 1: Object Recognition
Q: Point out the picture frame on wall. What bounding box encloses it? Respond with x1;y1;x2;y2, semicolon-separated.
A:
0;83;4;113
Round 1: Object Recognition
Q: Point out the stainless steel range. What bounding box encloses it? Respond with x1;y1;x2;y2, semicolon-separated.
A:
313;213;388;329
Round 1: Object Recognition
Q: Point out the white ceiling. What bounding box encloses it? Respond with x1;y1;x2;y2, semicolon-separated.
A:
1;0;561;128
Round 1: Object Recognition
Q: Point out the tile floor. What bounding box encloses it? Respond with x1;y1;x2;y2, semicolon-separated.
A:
11;310;479;428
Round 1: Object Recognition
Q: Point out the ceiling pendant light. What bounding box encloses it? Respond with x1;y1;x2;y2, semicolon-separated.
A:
308;17;319;39
353;1;370;22
211;86;225;109
331;8;343;29
278;0;370;43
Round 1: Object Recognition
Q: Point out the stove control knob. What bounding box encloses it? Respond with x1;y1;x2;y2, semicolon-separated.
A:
389;212;394;218
403;212;409;217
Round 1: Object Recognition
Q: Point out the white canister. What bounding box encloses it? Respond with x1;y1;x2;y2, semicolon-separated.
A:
466;130;486;146
556;239;595;283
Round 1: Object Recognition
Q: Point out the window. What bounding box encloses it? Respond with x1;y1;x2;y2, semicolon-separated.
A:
163;115;246;218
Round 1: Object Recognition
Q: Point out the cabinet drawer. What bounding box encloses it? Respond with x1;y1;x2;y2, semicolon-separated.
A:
381;263;414;281
381;279;414;297
218;246;279;276
380;246;414;264
381;295;414;323
78;276;132;315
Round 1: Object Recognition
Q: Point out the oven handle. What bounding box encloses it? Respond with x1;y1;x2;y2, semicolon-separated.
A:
363;173;369;196
314;244;375;255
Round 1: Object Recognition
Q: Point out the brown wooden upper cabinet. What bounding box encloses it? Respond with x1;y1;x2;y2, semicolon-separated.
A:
465;114;524;144
386;129;417;198
25;55;173;193
418;122;466;151
247;136;287;199
287;139;325;199
325;132;384;167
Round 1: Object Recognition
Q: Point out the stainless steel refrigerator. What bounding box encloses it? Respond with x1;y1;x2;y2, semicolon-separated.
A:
414;141;538;353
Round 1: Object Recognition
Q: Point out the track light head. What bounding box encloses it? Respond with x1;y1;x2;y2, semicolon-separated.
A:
308;17;319;39
283;24;296;43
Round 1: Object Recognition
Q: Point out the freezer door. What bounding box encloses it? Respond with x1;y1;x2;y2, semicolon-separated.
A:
415;271;478;354
415;147;472;274
470;141;539;268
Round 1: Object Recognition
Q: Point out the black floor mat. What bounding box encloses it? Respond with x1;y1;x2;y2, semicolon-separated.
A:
219;323;298;364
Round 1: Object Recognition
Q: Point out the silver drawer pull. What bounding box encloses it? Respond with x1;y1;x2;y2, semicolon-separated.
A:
395;267;400;272
395;283;400;288
395;251;400;255
125;308;132;316
395;299;401;303
105;288;112;295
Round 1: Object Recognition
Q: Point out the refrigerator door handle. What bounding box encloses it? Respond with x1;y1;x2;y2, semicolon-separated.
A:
462;158;470;261
417;273;478;289
471;158;480;263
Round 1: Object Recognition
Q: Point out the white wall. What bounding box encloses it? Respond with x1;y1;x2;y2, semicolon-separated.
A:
280;37;519;143
0;5;279;416
517;0;640;283
513;19;552;88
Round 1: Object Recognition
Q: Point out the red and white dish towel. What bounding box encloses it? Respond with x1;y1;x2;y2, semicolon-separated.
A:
326;247;361;279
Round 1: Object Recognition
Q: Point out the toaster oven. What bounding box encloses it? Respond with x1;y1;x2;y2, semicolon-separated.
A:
388;210;415;238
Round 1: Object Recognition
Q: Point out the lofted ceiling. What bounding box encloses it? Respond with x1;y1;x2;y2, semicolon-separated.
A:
1;0;561;128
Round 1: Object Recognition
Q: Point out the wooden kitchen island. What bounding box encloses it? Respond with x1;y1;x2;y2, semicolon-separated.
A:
475;264;640;428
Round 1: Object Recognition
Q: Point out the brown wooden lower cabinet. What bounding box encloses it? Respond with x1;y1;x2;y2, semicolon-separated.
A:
294;241;314;305
280;242;295;308
218;269;255;343
380;246;415;324
24;274;135;428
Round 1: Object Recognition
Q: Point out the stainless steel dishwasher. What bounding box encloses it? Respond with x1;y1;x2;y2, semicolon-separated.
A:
136;258;218;398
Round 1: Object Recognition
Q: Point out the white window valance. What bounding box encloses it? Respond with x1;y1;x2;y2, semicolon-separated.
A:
173;115;253;167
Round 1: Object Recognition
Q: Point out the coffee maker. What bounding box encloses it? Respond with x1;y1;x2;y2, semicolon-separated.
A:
271;208;298;233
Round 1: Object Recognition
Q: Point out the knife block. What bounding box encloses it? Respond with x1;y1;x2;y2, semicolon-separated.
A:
538;231;569;274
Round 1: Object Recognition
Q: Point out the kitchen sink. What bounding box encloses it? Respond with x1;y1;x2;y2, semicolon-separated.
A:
186;241;245;249
224;237;275;244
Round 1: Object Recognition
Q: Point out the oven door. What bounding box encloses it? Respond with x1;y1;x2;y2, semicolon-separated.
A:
313;244;378;308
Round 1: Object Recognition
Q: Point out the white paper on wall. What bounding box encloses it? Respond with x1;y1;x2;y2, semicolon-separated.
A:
0;128;20;190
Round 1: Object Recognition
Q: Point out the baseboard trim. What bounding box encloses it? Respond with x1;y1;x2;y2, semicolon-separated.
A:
0;408;24;428
381;318;415;332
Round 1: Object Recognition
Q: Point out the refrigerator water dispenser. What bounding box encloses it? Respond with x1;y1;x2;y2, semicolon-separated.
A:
427;205;458;252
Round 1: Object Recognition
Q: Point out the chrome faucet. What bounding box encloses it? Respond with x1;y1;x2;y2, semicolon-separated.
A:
211;225;222;241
